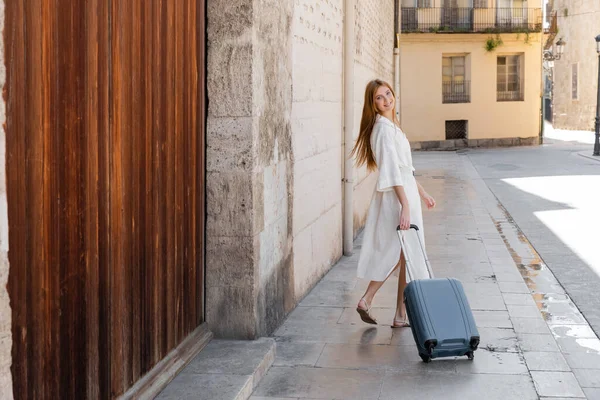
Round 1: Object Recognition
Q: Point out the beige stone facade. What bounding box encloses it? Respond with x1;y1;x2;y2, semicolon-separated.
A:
399;0;544;144
551;0;600;131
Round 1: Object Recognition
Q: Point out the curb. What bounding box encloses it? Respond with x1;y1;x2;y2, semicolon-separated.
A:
577;150;600;163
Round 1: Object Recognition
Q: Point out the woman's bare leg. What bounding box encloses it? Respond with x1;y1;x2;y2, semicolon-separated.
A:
394;252;408;321
358;257;402;308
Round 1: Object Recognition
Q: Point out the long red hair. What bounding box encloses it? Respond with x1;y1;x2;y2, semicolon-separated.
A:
350;79;399;171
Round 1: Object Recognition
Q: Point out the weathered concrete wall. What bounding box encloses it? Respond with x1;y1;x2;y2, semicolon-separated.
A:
206;0;294;338
352;0;395;235
0;0;14;397
552;0;600;131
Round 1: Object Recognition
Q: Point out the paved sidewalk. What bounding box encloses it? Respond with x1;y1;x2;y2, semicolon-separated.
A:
250;152;598;400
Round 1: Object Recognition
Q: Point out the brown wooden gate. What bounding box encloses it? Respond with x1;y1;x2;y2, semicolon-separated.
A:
4;1;206;398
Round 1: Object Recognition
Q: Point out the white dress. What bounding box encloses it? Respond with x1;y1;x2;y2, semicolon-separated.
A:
356;114;430;282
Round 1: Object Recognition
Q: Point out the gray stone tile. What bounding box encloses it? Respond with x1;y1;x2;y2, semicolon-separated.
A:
380;372;537;400
157;373;252;400
573;368;600;388
279;306;345;328
494;270;526;283
390;325;417;346
584;388;600;400
253;366;383;400
517;334;560;352
250;397;300;400
298;282;360;307
530;371;585;398
556;337;600;354
462;282;503;298
550;324;598;339
498;281;530;294
523;351;570;371
274;324;393;345
272;341;325;367
315;343;457;374
470;295;507;311
183;338;275;375
564;352;600;369
473;310;513;329
539;398;585;400
506;304;542;319
502;293;537;306
511;317;551;334
336;307;396;326
455;350;528;375
477;327;519;353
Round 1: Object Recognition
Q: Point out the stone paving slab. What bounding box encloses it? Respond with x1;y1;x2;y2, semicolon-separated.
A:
157;338;275;400
251;152;594;399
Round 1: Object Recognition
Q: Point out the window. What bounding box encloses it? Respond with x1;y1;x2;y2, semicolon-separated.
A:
497;55;523;101
402;0;431;7
474;0;488;8
446;120;468;140
572;63;579;100
443;56;470;103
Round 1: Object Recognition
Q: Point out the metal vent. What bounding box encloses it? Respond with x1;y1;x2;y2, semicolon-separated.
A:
445;120;468;140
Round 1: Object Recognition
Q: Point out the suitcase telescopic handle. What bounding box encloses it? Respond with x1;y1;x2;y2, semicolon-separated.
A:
396;224;420;231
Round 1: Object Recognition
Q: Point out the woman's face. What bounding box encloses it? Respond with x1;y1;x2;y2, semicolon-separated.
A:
373;85;395;114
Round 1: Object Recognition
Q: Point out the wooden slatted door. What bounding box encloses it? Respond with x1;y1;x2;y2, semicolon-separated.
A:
4;1;206;398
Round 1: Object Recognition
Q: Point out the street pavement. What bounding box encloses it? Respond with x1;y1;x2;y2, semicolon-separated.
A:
251;146;600;400
467;131;600;337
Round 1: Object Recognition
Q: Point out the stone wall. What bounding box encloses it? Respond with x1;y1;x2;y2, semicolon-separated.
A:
206;0;395;337
291;0;395;300
352;0;395;234
552;0;600;131
0;0;13;397
206;0;294;338
291;0;344;299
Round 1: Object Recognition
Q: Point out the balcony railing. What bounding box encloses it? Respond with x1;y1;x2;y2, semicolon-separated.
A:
443;80;470;103
401;7;543;33
497;79;523;101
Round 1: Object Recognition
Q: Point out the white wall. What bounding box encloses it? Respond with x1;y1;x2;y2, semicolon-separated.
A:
292;0;395;298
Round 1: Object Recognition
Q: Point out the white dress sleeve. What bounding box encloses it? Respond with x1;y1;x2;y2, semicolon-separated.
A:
374;125;404;192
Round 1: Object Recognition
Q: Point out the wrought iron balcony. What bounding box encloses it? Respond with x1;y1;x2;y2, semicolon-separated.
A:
443;80;471;104
401;7;543;34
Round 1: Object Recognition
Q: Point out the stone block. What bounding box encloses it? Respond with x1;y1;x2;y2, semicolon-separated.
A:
206;170;254;237
206;117;254;173
420;140;441;150
206;285;257;339
477;139;494;148
205;235;257;288
207;42;253;118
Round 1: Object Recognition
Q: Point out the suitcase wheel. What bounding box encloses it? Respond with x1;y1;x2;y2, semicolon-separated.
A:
466;351;475;361
420;353;432;363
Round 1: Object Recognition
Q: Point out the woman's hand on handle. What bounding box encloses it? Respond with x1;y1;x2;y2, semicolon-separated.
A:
399;207;410;230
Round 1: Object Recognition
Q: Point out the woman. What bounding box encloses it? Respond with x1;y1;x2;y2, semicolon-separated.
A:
351;79;436;328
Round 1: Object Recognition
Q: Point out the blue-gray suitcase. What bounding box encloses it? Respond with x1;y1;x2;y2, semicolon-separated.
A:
398;225;480;363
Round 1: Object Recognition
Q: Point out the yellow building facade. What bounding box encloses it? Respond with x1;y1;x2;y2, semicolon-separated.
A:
398;0;543;148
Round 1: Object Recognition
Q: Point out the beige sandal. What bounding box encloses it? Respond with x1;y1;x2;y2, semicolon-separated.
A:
356;298;378;325
391;318;410;328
